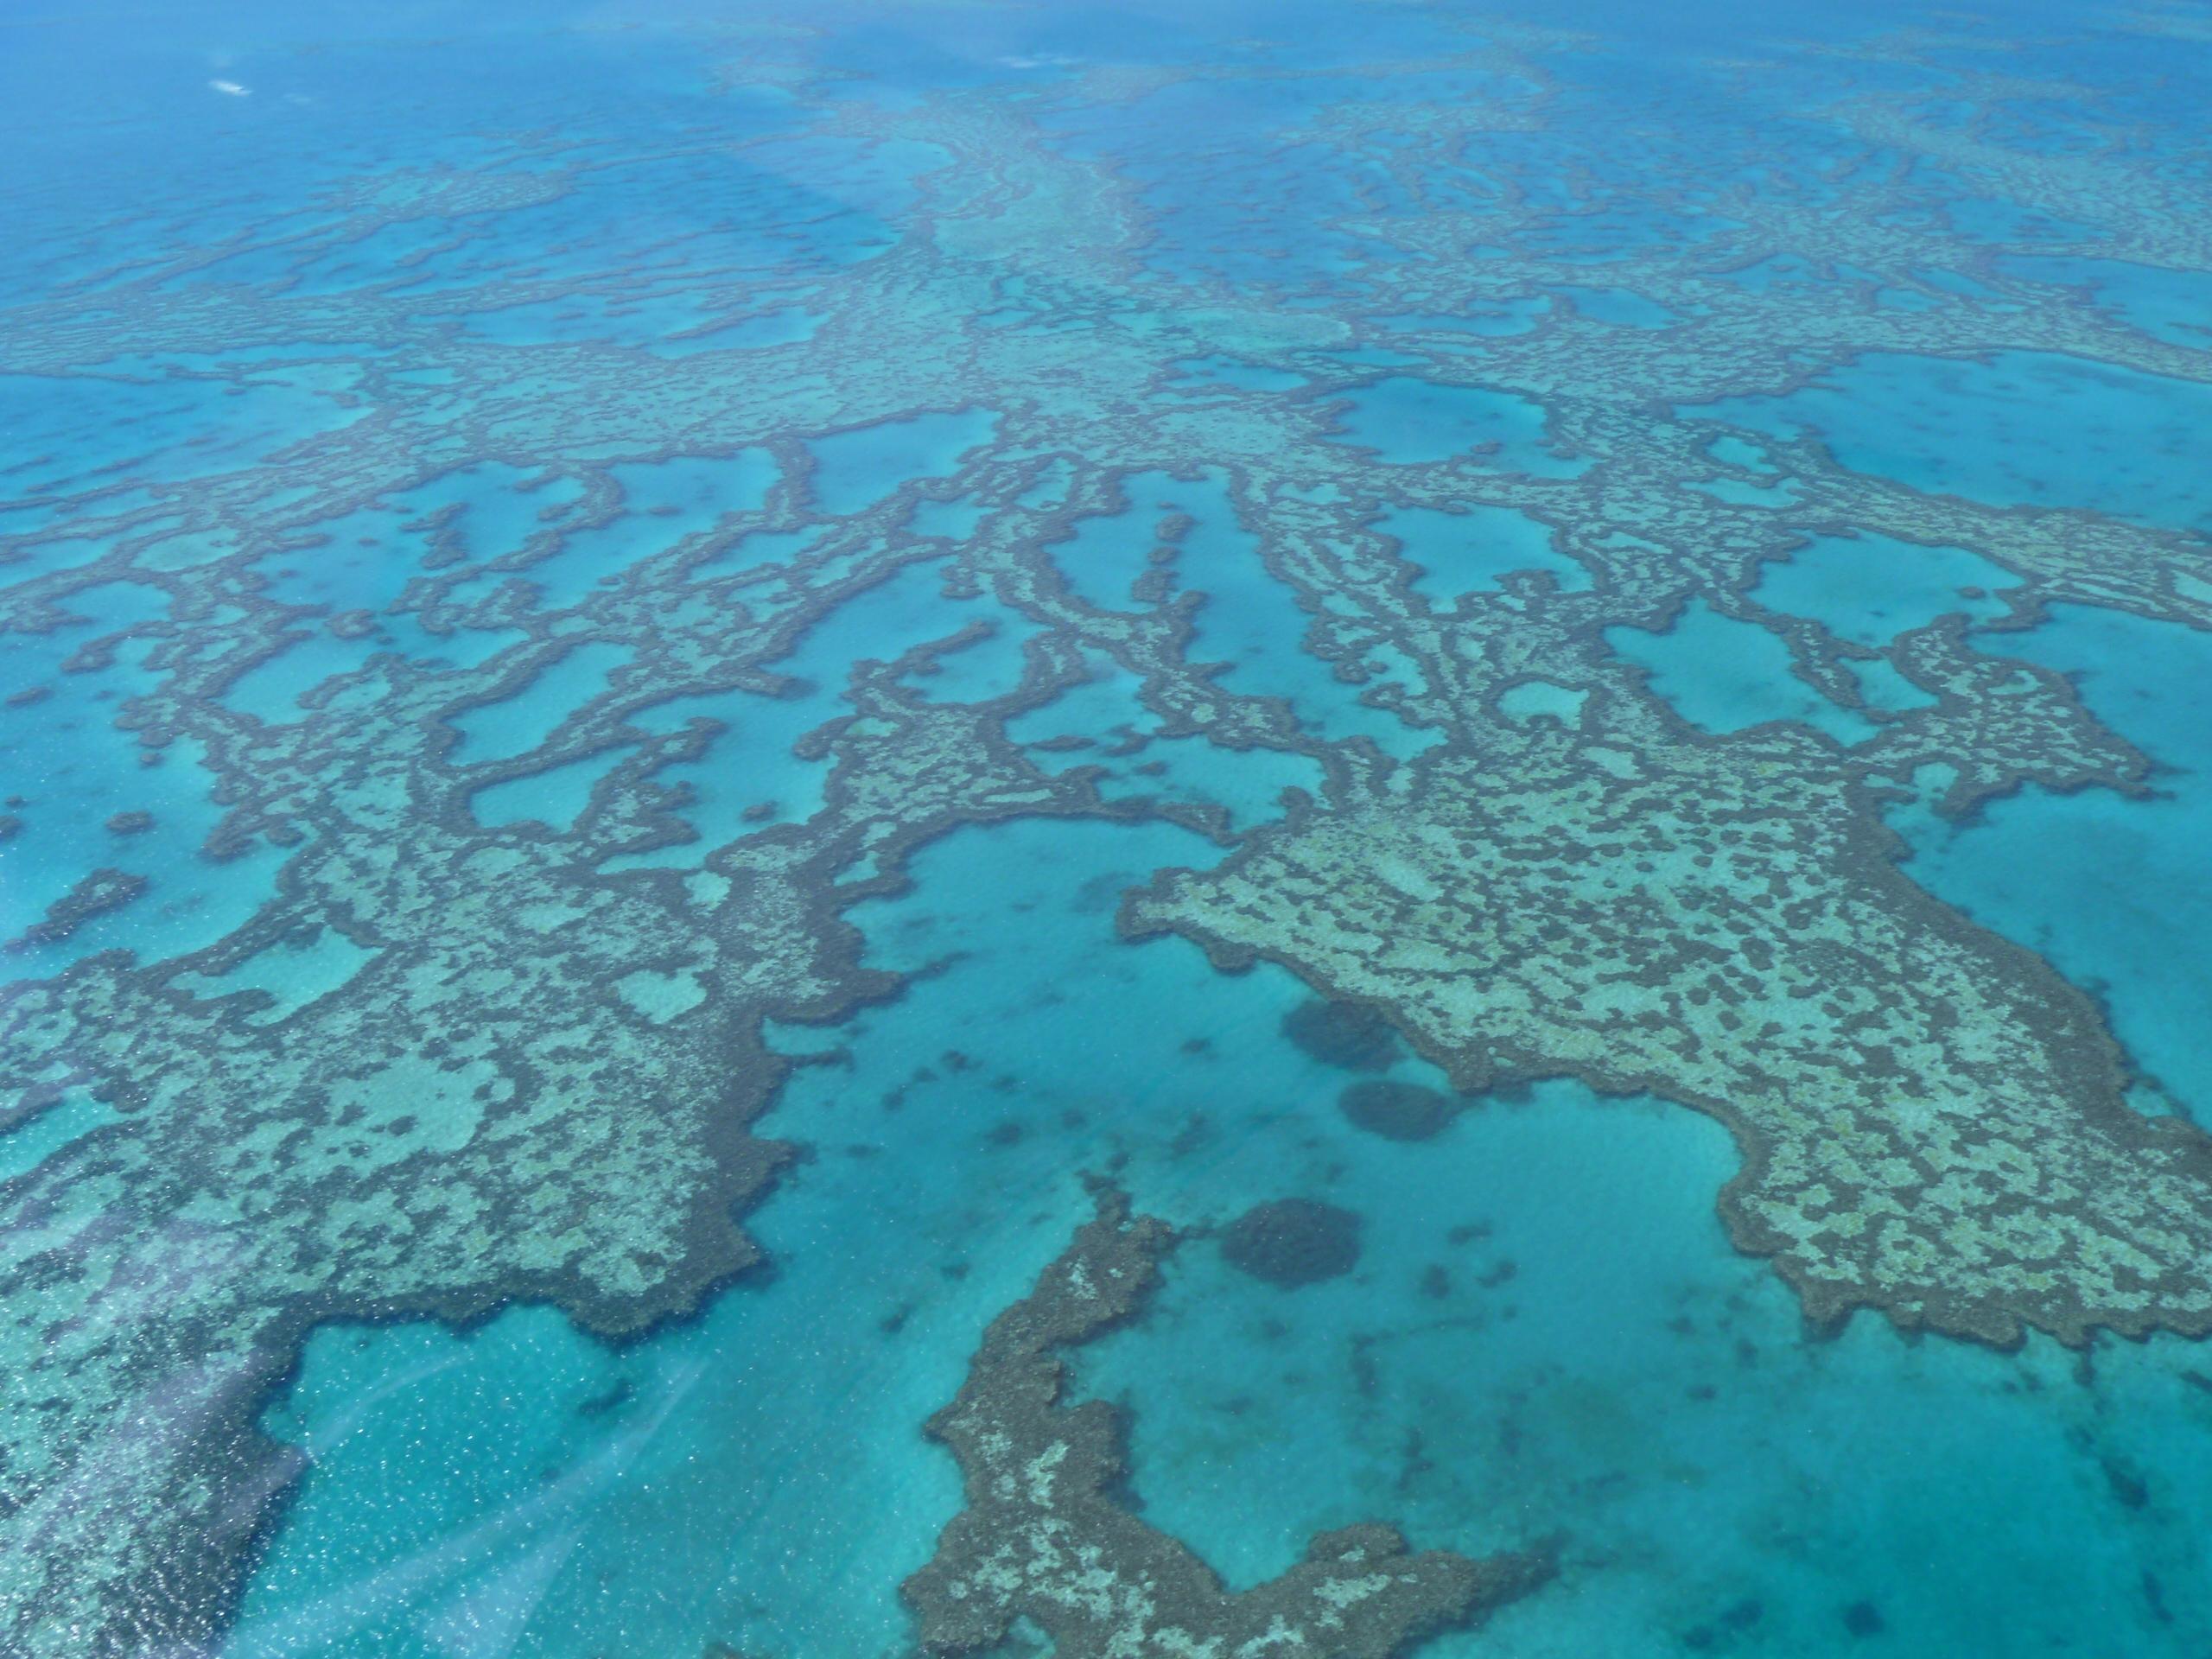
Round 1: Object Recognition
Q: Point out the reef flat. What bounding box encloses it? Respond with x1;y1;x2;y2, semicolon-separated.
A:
903;1185;1552;1656
1;1;2209;1655
1125;715;2212;1346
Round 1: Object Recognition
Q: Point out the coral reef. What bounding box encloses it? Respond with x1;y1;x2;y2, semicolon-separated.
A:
903;1188;1550;1656
1222;1198;1367;1288
1126;713;2212;1345
1;7;2209;1649
1282;998;1406;1073
1339;1081;1464;1142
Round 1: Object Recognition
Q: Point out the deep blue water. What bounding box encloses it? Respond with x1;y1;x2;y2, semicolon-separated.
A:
3;3;2210;1656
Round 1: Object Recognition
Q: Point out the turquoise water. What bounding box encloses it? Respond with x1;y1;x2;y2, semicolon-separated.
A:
1691;352;2212;532
1750;532;2017;646
5;3;2212;1656
1332;378;1592;478
1893;604;2212;1125
1381;504;1589;608
1605;600;1880;747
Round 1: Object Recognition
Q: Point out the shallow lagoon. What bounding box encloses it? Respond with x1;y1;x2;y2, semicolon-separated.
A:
1692;351;2212;534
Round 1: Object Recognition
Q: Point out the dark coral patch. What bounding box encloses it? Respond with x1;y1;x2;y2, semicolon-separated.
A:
1222;1198;1363;1287
1842;1599;1885;1638
1338;1079;1459;1141
1281;998;1400;1071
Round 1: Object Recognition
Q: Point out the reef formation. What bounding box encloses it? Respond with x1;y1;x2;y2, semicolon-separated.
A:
0;3;2208;1654
903;1186;1551;1656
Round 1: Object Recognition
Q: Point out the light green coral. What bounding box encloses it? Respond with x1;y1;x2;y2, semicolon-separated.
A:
1126;699;2212;1346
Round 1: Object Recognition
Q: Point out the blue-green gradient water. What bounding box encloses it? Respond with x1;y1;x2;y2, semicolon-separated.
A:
3;2;2210;1656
